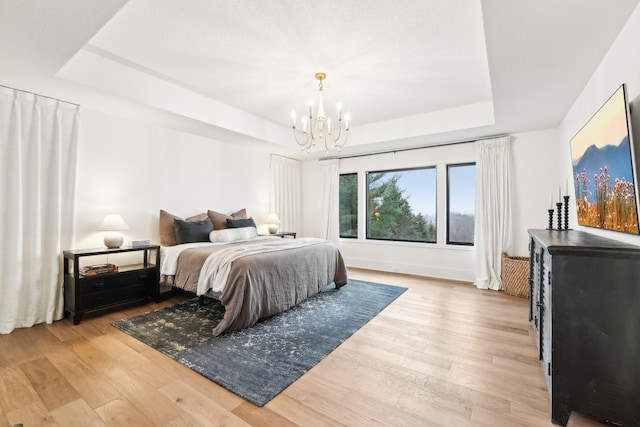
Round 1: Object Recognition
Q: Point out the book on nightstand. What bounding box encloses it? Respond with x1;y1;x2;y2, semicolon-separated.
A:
79;263;118;277
129;240;150;248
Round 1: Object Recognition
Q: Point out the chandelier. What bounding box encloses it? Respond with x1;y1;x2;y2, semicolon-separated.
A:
291;72;350;152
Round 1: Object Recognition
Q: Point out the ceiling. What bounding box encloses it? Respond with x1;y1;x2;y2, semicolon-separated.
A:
1;0;639;158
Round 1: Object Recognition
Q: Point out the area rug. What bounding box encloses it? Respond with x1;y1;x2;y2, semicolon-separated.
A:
111;279;406;406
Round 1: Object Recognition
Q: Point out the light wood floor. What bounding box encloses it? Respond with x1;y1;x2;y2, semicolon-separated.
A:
0;268;608;427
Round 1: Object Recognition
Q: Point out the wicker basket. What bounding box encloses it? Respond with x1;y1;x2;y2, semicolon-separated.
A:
501;253;530;298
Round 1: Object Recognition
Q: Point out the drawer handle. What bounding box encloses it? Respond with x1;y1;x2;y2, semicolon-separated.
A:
138;275;148;280
94;282;105;288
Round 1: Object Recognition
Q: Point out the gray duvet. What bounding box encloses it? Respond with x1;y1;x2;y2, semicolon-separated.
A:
166;239;348;336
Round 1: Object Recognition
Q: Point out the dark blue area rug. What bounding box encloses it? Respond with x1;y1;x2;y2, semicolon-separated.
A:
111;279;406;406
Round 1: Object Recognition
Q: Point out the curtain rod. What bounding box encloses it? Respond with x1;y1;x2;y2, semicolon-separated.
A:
0;84;80;107
319;133;509;161
271;153;301;163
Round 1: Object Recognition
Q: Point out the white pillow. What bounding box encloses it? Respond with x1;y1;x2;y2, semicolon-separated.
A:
209;226;257;243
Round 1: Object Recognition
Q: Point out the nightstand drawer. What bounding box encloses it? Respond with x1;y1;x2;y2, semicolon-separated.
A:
79;269;154;295
79;283;150;310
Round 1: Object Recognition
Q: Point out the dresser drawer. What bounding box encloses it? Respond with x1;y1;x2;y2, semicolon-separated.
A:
78;269;154;295
78;282;150;310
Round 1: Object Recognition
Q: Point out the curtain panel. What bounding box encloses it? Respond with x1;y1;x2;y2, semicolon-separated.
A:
269;155;301;233
0;87;79;334
474;136;513;291
318;159;340;242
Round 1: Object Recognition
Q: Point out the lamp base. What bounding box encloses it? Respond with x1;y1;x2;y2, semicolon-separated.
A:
104;232;124;248
268;224;279;234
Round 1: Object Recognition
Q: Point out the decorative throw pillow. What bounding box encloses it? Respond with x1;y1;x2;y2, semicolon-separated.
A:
226;217;256;229
207;208;248;230
209;226;258;243
159;210;208;246
173;218;213;244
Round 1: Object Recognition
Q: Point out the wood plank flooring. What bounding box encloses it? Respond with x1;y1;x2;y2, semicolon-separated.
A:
0;268;608;426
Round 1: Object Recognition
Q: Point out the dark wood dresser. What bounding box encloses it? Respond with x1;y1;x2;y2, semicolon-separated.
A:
528;229;640;426
63;245;160;325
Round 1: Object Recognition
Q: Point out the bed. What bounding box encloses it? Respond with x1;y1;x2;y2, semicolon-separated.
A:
158;209;348;336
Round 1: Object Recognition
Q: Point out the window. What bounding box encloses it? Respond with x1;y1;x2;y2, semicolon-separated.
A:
339;173;358;238
367;167;436;243
447;163;476;245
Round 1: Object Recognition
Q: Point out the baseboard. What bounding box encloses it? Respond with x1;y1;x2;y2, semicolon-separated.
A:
345;257;474;283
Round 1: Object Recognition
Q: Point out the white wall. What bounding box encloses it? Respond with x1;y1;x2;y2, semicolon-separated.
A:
74;109;272;251
510;128;565;254
559;1;640;246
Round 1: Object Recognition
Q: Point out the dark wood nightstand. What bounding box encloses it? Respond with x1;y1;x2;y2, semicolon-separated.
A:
63;245;160;325
261;231;297;238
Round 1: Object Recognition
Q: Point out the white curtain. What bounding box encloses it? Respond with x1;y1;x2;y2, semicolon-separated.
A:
0;87;79;334
474;136;512;291
318;159;340;241
270;155;301;233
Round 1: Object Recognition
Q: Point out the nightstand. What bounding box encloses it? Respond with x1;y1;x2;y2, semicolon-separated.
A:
63;245;160;325
262;232;297;238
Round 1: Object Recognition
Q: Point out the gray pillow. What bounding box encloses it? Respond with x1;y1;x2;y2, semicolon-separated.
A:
173;218;213;244
226;217;256;229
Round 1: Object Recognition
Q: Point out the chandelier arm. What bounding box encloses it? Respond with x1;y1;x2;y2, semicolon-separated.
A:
333;127;349;148
309;118;317;143
327;118;349;149
330;121;343;143
292;126;312;149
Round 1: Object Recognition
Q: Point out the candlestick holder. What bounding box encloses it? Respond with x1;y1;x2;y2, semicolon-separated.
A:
563;195;570;230
556;202;563;230
547;209;554;230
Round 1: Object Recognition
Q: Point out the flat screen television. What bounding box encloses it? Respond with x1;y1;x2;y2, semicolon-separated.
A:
570;83;640;234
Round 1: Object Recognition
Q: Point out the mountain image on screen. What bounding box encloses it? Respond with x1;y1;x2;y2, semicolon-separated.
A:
572;134;639;233
573;135;633;203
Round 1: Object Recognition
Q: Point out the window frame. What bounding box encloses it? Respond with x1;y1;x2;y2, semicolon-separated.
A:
366;166;437;244
446;162;476;246
339;172;359;239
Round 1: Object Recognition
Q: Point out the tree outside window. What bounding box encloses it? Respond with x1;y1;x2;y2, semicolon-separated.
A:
367;167;436;243
339;173;358;238
447;163;476;245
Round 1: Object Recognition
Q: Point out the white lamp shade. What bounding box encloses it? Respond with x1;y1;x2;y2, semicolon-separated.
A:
267;213;280;224
97;214;129;248
267;213;280;234
97;214;130;231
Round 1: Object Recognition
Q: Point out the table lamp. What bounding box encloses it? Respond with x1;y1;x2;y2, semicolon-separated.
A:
267;212;280;234
97;214;130;248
